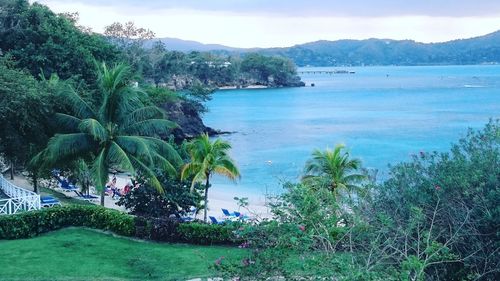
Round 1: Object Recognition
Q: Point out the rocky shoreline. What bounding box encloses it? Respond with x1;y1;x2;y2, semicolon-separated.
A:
160;100;234;140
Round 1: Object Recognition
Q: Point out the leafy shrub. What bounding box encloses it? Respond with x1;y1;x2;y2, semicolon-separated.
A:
0;205;135;239
0;205;237;245
364;119;500;280
148;217;180;242
178;222;239;245
216;121;500;280
116;176;200;218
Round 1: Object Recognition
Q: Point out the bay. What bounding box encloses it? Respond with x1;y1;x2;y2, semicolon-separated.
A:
204;65;500;196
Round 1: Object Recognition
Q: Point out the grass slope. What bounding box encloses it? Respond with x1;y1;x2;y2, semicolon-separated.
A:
0;228;244;281
39;187;93;206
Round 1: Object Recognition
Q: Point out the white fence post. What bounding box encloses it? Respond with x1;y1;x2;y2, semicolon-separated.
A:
0;174;41;215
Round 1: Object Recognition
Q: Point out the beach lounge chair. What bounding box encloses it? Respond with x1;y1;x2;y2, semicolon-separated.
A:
111;187;125;199
209;216;224;225
221;208;236;217
40;196;61;207
233;211;250;220
181;216;194;222
59;180;78;192
73;190;99;201
180;207;197;222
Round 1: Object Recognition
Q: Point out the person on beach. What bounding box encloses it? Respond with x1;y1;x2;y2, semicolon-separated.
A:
105;177;116;196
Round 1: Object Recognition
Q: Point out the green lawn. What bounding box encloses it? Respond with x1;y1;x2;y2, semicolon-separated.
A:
0;228;244;281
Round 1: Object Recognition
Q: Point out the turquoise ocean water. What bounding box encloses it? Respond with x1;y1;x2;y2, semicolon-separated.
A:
204;65;500;196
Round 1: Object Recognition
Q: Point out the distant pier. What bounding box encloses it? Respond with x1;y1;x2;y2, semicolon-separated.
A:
298;70;355;75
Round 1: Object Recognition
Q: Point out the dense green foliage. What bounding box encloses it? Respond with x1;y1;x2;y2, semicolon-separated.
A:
116;175;201;218
127;42;304;88
0;228;245;280
0;205;136;239
218;121;500;280
0;205;239;245
102;22;303;89
240;53;302;86
1;2;498;280
363;120;500;280
0;59;54;178
177;222;240;245
0;0;118;84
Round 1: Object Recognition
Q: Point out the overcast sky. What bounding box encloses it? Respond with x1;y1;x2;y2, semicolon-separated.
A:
36;0;500;48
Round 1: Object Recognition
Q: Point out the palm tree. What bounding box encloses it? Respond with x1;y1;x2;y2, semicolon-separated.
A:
35;63;181;205
181;134;240;222
302;144;366;197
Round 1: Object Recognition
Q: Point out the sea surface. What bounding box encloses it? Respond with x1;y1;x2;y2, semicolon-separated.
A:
204;65;500;197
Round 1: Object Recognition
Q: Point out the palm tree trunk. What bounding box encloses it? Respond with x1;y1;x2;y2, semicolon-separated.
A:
32;172;38;194
100;189;105;206
204;177;210;223
10;159;14;180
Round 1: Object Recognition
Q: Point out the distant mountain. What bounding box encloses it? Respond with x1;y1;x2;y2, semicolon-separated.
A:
261;31;500;66
146;37;243;52
150;31;500;66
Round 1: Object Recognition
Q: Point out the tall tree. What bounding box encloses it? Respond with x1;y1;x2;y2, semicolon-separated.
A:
181;134;240;222
35;63;181;205
0;0;118;84
104;21;154;76
302;144;366;196
0;59;54;181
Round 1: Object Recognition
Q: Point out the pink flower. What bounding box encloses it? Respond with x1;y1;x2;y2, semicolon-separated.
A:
214;256;225;266
298;225;306;232
435;185;441;190
242;258;250;266
239;241;250;248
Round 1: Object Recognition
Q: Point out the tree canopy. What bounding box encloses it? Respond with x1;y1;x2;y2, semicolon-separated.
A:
0;0;119;84
0;59;54;178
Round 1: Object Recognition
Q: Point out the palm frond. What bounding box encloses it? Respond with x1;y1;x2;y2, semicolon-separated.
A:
151;152;177;177
115;136;154;165
91;148;109;192
302;144;364;195
45;133;95;164
183;135;240;192
120;106;166;128
123;119;177;136
181;162;205;192
213;166;239;181
143;137;183;167
128;154;163;194
107;141;134;172
57;84;95;119
78;119;108;142
215;158;241;180
54;113;82;131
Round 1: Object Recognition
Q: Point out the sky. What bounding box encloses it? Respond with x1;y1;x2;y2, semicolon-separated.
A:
35;0;500;48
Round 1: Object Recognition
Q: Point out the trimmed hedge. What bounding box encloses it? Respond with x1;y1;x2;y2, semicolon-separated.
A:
178;222;237;245
0;205;135;239
0;205;238;245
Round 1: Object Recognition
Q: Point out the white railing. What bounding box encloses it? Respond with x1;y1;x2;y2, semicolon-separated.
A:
0;175;40;215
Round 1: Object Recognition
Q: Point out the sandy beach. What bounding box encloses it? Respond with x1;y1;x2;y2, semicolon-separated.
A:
5;174;272;221
217;85;268;90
